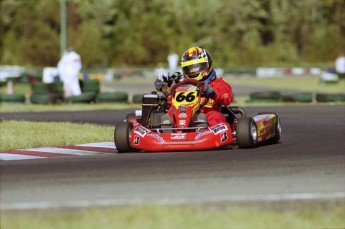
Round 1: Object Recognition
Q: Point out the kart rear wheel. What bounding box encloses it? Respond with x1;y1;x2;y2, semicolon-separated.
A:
236;117;258;148
114;122;133;153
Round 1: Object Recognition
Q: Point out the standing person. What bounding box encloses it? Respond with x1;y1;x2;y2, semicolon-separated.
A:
155;47;233;127
335;54;345;79
57;48;82;96
167;53;179;72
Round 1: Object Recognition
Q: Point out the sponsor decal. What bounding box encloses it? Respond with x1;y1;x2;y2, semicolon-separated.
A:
134;126;149;137
178;113;187;118
220;132;228;143
195;130;211;140
178;105;189;113
204;98;215;108
170;133;186;140
179;120;186;126
134;136;140;145
253;114;275;123
210;123;228;135
147;133;165;143
258;118;274;136
259;124;274;136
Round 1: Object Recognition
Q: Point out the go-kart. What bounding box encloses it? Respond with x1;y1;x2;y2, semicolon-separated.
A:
114;79;281;153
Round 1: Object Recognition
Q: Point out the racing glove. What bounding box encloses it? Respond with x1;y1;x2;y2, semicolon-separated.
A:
170;72;183;85
162;72;183;87
154;79;169;97
203;84;216;98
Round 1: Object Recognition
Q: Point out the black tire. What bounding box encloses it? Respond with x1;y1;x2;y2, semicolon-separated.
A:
114;122;133;153
249;91;281;102
31;83;50;94
0;93;26;103
132;94;143;104
30;94;51;104
281;92;313;103
80;80;100;93
64;92;96;104
96;92;128;103
30;93;64;104
316;93;345;102
49;82;64;93
236;117;258;148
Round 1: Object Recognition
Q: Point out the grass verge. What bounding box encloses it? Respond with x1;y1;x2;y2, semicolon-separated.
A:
1;202;344;229
227;76;345;93
0;120;113;151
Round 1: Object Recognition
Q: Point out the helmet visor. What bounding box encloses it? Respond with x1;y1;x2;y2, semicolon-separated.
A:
182;62;209;78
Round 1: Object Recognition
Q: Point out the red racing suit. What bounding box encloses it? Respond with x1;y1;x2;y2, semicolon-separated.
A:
200;77;233;126
167;76;233;127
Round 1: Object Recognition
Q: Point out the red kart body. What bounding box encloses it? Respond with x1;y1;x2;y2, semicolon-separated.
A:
114;80;281;153
129;122;233;152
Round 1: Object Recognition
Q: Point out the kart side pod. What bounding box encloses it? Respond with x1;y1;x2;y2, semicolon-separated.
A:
236;113;281;148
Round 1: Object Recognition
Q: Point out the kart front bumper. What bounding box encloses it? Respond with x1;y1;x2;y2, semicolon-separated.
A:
129;123;234;152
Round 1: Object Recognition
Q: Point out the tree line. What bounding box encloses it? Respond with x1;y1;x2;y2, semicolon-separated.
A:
1;0;344;68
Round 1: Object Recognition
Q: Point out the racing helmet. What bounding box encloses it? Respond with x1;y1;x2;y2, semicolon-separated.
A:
181;47;213;81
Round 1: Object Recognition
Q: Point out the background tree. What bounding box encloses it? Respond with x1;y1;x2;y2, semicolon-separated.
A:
0;0;344;68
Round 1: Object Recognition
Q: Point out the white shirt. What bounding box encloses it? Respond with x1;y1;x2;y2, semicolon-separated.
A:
335;56;345;73
167;53;179;72
57;51;82;81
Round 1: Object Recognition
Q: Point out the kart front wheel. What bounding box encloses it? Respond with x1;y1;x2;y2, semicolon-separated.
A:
236;117;258;148
114;122;133;153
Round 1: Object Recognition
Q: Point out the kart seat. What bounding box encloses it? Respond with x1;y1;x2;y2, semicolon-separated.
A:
220;106;246;126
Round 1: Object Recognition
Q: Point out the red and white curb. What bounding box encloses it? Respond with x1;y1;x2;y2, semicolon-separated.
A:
0;142;116;161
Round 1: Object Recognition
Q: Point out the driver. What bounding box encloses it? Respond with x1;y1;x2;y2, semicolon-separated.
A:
155;47;233;126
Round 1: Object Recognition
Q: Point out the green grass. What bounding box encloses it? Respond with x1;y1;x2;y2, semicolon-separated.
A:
227;76;345;93
0;120;113;151
1;202;344;229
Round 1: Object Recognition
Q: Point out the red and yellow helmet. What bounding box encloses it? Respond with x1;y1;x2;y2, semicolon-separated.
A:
181;47;213;81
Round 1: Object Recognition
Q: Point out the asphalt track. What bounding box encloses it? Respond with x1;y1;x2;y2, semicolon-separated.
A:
1;104;344;210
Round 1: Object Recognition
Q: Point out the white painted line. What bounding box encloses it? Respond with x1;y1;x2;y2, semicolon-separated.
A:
0;154;43;161
1;192;344;210
23;147;101;156
207;192;345;202
77;142;116;149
